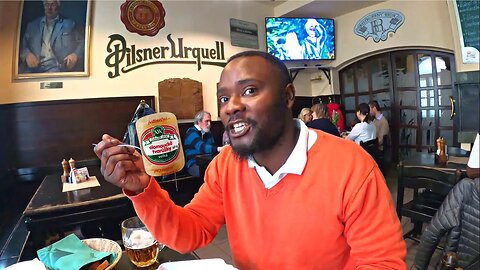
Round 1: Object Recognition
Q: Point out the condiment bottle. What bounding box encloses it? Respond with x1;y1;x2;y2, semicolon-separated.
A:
135;112;185;176
437;137;447;165
61;159;69;183
68;158;76;171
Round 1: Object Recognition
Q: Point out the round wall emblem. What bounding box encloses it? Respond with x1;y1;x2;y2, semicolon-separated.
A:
120;0;166;36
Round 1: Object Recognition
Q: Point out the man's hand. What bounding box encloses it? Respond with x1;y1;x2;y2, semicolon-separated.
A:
63;53;78;70
25;52;39;68
94;134;150;193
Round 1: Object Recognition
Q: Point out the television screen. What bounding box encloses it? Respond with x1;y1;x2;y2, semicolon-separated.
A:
266;17;335;61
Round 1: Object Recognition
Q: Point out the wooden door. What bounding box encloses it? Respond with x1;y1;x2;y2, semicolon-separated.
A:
391;51;457;158
340;50;457;161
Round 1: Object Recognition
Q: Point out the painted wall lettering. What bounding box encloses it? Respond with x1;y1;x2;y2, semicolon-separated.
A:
105;34;226;78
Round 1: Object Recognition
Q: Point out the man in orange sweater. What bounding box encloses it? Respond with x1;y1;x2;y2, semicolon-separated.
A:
94;51;406;269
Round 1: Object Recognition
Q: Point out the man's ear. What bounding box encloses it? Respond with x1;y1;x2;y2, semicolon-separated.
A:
285;83;295;109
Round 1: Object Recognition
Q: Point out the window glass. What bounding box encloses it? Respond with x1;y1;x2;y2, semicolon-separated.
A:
399;128;416;146
371;57;390;91
436;56;451;86
400;109;417;126
399;91;417;107
418;54;434;87
372;92;391;108
341;69;354;94
355;63;369;93
395;54;416;88
438;89;452;107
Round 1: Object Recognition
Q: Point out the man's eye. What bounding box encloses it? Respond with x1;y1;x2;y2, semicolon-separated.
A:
219;96;229;104
243;88;256;96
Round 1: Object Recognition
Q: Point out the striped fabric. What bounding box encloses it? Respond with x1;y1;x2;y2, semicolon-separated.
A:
184;126;217;168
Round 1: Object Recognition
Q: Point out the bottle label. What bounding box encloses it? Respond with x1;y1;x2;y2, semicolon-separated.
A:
140;125;181;165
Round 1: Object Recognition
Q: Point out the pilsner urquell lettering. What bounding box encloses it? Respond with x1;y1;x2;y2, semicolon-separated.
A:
105;34;226;78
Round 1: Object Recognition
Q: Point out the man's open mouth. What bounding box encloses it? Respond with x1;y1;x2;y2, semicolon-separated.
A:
228;121;250;138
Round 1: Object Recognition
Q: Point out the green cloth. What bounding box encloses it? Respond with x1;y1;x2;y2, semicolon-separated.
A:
37;234;115;270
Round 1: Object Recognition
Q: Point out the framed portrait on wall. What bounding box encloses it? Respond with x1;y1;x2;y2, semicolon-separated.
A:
13;0;91;79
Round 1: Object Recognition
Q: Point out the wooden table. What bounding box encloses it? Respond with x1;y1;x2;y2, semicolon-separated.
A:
401;152;467;172
115;247;199;270
23;167;136;248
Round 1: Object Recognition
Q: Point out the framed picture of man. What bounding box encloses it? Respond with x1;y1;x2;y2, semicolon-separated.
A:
13;0;91;79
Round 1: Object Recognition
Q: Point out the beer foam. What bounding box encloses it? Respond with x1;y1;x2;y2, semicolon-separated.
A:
126;229;156;249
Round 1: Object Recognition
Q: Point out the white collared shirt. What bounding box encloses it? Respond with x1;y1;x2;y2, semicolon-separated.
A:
247;120;317;189
376;113;384;121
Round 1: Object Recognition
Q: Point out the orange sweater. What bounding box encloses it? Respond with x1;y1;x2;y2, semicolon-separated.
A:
129;131;406;269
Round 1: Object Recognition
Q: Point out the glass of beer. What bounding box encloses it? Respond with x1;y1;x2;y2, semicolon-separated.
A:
121;216;165;267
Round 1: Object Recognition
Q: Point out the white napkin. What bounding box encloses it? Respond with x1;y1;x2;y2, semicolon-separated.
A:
158;258;237;270
4;259;45;270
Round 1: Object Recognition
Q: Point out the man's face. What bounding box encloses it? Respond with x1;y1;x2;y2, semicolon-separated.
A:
369;105;377;117
217;56;292;159
44;0;59;20
198;114;211;132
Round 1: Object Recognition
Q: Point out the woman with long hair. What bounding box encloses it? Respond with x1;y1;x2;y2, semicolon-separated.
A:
345;103;376;144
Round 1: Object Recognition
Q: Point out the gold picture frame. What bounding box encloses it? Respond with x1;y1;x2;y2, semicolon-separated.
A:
13;0;91;79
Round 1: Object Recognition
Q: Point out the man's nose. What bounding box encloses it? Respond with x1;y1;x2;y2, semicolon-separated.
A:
225;95;245;116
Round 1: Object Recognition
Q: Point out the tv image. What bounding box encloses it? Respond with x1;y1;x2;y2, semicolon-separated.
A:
266;17;335;61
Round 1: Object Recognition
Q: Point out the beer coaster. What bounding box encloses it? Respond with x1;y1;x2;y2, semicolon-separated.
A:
62;176;100;192
120;0;166;36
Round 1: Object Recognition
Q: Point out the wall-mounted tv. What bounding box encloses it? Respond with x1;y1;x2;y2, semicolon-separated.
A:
266;17;335;61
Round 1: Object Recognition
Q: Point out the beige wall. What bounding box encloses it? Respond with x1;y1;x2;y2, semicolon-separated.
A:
0;1;272;118
0;0;470;111
333;0;455;68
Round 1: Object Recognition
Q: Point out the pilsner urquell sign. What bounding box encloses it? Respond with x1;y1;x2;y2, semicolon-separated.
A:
105;34;226;78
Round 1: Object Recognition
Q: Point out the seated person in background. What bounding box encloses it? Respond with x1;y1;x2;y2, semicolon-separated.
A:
414;176;479;270
297;107;313;123
222;130;230;146
184;111;223;177
346;103;377;144
306;103;340;136
94;51;406;269
369;100;390;147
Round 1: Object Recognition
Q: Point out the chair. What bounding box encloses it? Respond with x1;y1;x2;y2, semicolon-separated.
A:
360;138;381;167
396;162;462;241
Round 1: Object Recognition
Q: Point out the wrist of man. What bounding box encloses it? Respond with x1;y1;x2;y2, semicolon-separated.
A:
123;177;152;196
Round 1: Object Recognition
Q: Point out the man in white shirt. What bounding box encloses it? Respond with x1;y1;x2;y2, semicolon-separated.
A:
369;101;390;147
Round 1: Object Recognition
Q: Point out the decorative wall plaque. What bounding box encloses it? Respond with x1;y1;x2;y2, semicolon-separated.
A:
354;9;405;43
158;78;203;119
120;0;166;36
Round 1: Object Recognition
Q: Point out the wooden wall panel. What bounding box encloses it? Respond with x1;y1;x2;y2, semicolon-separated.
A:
0;96;155;179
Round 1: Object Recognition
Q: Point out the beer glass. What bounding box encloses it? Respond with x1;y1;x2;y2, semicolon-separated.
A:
121;216;165;267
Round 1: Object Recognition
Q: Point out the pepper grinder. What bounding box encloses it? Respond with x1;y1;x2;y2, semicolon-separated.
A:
68;158;76;171
61;159;69;183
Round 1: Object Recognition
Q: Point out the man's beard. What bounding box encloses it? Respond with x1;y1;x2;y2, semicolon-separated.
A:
228;98;288;160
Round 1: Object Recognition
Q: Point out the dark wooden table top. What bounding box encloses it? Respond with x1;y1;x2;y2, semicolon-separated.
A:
115;247;199;270
24;167;127;216
401;152;467;172
23;167;135;232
